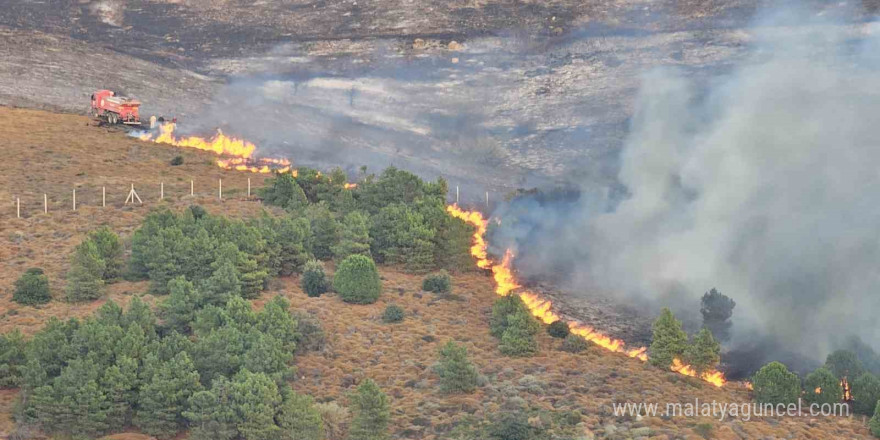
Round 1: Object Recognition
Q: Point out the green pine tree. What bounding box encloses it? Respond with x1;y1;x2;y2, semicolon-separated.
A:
349;378;390;440
852;373;880;415
0;330;26;388
278;391;325;440
135;352;203;439
301;260;329;297
436;341;479;394
490;295;529;339
305;203;340;260
32;358;110;438
683;328;721;375
499;308;541;357
89;226;125;281
332;211;372;261
184;385;238;440
228;369;283;440
752;361;801;405
804;367;843;406
870;400;880;437
66;239;106;302
101;355;140;430
160;276;200;333
649;308;688;369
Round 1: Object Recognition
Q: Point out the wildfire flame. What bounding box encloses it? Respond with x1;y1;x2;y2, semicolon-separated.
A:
139;123;295;174
446;203;726;387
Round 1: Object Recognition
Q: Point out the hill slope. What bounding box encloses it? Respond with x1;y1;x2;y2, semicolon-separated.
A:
0;106;871;439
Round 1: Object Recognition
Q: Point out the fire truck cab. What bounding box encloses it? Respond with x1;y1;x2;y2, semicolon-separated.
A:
91;90;141;125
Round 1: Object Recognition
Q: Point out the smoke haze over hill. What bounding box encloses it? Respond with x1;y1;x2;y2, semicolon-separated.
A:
491;7;880;370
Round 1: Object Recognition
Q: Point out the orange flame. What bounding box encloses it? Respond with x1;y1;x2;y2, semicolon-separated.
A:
140;123;295;175
447;203;726;387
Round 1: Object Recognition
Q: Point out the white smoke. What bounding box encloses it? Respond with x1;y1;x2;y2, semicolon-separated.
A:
495;13;880;362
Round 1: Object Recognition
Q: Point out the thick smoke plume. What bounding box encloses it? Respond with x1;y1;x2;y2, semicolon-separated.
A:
492;12;880;370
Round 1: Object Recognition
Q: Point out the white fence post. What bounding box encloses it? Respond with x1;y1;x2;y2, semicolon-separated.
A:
103;186;106;207
16;197;20;218
191;180;194;196
44;194;47;213
247;178;251;197
160;182;164;200
219;179;222;200
73;188;76;211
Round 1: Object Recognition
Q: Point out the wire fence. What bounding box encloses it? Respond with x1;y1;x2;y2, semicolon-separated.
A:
8;179;496;220
8;177;261;219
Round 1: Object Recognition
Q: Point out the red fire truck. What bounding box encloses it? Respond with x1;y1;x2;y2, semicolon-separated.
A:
90;90;141;125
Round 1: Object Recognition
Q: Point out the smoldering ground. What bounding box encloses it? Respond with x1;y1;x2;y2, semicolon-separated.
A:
491;10;880;374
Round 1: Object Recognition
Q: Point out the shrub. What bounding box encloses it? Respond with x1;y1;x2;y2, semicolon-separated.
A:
381;304;405;323
301;260;329;297
488;411;535;440
349;379;390;440
293;310;327;353
436;341;479;394
752;361;801;405
871;401;880;438
490;295;528;339
89;227;125;281
693;423;714;439
683;328;721;375
66;239;106;302
422;270;451;294
333;255;381;304
700;288;735;342
561;334;589;353
853;373;880;415
547;320;570;339
170;155;184;166
499;309;540;357
316;402;350;440
649;308;688;369
825;349;865;380
804;367;842;406
13;268;51;305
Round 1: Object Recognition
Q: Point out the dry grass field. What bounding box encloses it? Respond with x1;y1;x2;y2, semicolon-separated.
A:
0;106;873;439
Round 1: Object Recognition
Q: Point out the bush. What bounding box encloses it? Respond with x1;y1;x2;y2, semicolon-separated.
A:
66;239;106;302
301;260;329;297
262;173;308;210
561;334;589;353
436;341;479;394
170;155;184;166
683;328;720;375
315;402;350;440
348;379;390;440
547;320;570;339
752;361;801;405
804;367;842;406
488;411;536;440
422;270;451;294
381;304;405;323
499;309;540;357
333;255;381;304
853;373;880;415
13;268;51;305
649;308;688;369
305;204;340;260
293;310;327;353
